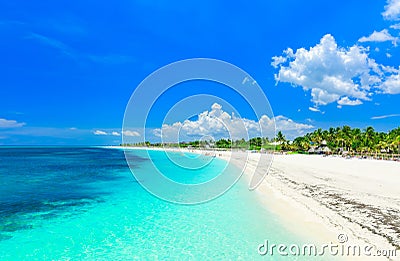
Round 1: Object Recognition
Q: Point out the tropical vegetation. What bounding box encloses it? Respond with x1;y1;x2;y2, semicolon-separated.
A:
291;126;400;154
121;126;400;154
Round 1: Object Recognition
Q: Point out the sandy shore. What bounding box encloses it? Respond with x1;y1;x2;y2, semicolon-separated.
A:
223;151;400;260
110;146;400;259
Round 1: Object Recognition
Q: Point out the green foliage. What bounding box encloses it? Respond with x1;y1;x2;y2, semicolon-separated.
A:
292;126;400;154
120;126;400;154
215;139;232;149
249;137;262;150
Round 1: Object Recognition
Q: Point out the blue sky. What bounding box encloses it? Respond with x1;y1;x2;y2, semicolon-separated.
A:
0;0;399;145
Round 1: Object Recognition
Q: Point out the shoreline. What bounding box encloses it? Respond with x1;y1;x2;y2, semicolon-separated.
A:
227;151;399;260
109;146;399;260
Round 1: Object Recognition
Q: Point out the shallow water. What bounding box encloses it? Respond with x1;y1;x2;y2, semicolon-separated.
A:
0;147;325;260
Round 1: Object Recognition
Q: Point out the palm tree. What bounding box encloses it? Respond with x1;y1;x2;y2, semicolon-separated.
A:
391;135;400;154
362;126;376;152
217;126;399;156
376;140;389;153
293;136;310;151
311;128;323;145
276;131;287;151
335;128;346;153
276;131;285;143
350;128;362;152
341;126;352;151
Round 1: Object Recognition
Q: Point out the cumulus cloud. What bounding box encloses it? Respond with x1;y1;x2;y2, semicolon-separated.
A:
111;131;121;136
380;73;400;94
272;34;400;107
390;23;400;29
382;0;400;20
122;130;140;137
358;29;398;45
0;118;26;128
337;97;363;106
93;130;107;135
274;115;314;132
153;103;313;141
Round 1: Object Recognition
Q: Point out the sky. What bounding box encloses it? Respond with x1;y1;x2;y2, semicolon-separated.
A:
0;0;399;145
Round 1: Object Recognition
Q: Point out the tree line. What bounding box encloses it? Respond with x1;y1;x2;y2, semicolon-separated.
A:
121;126;400;154
291;126;400;154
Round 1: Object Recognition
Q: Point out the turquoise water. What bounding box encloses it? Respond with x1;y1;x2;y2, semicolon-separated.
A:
0;147;322;260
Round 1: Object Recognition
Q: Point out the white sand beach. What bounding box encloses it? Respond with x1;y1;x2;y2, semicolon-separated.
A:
222;151;400;260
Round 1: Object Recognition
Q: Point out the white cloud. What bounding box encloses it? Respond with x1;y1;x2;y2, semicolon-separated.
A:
0;118;26;128
274;115;314;132
308;107;321;112
382;0;400;20
390;23;400;29
271;50;292;68
371;114;400;119
92;129;140;137
272;34;400;107
153;103;313;141
380;73;400;94
93;130;107;135
358;29;398;45
337;97;363;106
122;130;140;137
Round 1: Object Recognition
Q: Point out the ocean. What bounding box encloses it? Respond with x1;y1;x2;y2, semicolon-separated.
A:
0;147;314;260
